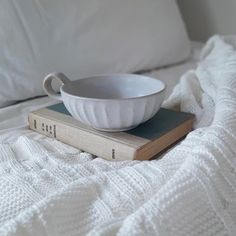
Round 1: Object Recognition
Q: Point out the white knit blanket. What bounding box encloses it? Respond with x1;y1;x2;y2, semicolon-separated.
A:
0;35;236;236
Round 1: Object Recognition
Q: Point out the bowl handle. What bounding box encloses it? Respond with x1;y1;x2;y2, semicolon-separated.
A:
43;72;71;100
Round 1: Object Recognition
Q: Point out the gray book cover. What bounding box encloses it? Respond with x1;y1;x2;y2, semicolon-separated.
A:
47;103;194;140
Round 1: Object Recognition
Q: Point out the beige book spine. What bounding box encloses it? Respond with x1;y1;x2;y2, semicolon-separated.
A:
28;113;137;161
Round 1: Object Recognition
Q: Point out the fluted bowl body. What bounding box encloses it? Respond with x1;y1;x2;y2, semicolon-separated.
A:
44;73;166;131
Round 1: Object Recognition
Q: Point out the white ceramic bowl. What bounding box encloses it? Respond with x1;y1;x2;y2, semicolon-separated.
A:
43;72;165;131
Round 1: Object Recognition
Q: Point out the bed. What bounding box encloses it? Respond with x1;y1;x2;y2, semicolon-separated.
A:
0;1;236;236
0;42;201;137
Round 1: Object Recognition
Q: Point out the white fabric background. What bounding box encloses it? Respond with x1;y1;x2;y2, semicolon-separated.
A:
0;36;235;235
0;42;201;137
0;0;190;107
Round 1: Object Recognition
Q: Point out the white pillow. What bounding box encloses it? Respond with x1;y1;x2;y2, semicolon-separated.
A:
0;0;190;107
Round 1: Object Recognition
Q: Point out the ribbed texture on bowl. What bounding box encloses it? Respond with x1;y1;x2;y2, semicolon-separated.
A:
62;91;165;131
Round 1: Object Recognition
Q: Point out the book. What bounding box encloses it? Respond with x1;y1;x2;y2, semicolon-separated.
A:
28;103;194;161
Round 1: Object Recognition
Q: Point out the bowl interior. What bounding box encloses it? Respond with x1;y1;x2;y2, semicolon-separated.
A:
62;74;165;99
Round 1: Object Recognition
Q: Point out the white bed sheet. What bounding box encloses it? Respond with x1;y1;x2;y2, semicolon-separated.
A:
1;36;236;236
0;42;202;140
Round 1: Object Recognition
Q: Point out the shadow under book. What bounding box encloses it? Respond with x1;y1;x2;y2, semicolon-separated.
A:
28;103;194;161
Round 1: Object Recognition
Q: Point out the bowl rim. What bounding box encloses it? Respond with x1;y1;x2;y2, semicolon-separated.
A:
60;73;166;101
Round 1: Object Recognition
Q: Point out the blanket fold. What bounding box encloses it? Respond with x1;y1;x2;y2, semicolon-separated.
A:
0;35;236;236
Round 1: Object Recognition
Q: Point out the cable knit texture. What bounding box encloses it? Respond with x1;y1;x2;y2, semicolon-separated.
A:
0;35;236;236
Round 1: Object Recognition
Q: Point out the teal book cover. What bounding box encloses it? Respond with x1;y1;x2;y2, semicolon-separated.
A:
47;103;194;140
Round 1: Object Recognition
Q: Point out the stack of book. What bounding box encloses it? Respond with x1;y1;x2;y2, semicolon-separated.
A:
29;103;194;161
